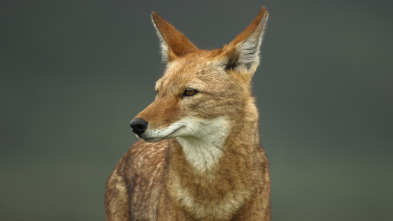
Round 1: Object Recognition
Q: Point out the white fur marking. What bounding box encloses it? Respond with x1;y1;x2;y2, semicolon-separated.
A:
143;117;230;172
234;14;268;73
177;117;230;171
151;15;169;62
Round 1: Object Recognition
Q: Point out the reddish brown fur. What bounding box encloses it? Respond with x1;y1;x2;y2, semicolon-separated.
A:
106;7;271;221
151;12;198;62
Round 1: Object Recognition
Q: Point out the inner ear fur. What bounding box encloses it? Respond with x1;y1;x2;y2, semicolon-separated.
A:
222;7;269;73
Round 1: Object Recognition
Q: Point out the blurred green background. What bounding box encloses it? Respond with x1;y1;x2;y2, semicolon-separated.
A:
1;0;392;220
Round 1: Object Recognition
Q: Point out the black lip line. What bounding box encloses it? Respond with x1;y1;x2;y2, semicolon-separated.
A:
167;125;185;137
143;125;186;141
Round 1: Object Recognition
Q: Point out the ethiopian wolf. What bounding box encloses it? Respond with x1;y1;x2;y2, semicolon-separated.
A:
106;7;271;221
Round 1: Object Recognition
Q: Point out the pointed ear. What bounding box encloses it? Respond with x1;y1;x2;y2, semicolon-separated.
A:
151;12;198;62
223;7;269;73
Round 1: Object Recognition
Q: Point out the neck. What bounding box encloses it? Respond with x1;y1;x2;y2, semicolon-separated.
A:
175;116;230;172
171;98;260;173
166;100;261;219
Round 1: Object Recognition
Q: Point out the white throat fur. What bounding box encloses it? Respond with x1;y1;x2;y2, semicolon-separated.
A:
175;117;230;172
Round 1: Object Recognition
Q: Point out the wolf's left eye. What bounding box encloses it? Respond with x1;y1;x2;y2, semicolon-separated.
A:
182;88;198;97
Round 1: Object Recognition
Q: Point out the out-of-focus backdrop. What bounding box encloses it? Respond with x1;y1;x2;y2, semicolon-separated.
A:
1;0;392;220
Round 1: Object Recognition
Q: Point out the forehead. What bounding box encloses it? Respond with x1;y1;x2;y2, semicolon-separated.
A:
155;52;224;89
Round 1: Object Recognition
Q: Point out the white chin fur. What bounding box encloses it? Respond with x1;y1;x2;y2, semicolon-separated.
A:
141;121;186;142
142;117;230;172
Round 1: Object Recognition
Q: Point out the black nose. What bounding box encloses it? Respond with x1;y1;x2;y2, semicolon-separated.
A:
130;118;148;136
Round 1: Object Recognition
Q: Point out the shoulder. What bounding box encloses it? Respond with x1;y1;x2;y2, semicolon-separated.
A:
123;139;170;176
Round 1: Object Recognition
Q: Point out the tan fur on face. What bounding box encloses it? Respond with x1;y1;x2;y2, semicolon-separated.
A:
106;7;271;221
138;50;252;130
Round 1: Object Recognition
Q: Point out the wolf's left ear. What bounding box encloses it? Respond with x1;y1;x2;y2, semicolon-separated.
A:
223;7;268;73
151;12;198;63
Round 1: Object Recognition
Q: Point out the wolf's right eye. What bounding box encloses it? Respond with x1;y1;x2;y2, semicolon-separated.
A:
182;88;198;97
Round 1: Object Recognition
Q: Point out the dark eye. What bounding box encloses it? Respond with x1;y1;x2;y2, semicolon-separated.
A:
182;88;198;97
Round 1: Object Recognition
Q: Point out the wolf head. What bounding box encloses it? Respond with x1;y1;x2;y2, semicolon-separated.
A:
130;8;269;143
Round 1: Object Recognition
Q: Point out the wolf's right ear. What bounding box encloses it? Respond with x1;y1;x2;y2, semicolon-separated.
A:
151;12;198;63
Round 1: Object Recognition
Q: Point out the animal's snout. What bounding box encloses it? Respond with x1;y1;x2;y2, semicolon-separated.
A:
130;118;148;136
